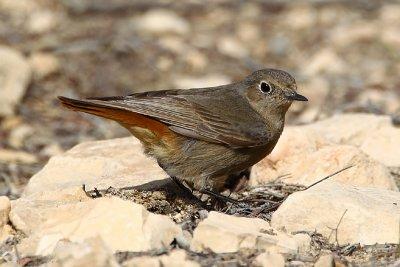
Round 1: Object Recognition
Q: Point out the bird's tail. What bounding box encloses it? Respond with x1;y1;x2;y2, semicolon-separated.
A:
58;96;173;140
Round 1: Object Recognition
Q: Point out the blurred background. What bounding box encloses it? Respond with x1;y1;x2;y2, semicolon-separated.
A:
0;0;399;197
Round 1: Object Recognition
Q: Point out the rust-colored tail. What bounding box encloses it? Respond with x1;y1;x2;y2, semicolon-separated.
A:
58;96;174;139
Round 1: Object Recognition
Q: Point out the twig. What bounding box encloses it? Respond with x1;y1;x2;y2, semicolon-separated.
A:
304;165;354;190
328;209;348;246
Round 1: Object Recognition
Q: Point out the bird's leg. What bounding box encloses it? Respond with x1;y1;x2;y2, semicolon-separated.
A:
170;177;209;208
199;188;240;204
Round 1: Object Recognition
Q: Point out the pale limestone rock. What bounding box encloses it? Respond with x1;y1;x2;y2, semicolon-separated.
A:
11;196;182;256
123;257;159;267
190;211;297;254
381;25;400;47
9;124;34;148
0;197;13;244
252;134;396;190
0;0;38;16
29;52;60;79
0;149;38;164
284;5;316;30
131;9;189;35
217;37;248;58
303;48;346;75
185;50;208;71
357;89;399;114
252;114;398;190
330;22;378;47
0;224;15;243
253;252;285;267
48;237;119;267
271;181;400;245
26;10;59;34
22;137;167;196
306;114;400;167
0;46;31;117
293;233;311;254
294;77;330;123
0;196;10;227
314;254;334;267
123;249;199;267
158;36;187;53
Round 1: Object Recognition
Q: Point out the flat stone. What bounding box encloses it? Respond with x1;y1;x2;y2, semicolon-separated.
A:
131;9;189;35
23;137;167;197
0;149;38;164
0;46;31;117
306;114;400;167
251;114;398;190
49;237;119;267
28;52;60;79
314;254;334;267
253;252;285;267
271;181;400;245
11;196;182;256
190;211;297;254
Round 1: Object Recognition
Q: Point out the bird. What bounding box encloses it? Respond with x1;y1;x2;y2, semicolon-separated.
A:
58;68;307;197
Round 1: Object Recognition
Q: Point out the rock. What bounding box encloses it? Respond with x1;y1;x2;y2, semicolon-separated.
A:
190;211;297;254
293;233;311;254
0;149;38;164
237;22;260;43
0;46;31;117
50;237;119;267
0;196;11;227
123;257;159;267
330;22;377;47
26;10;59;34
0;224;14;244
131;9;189;35
0;197;12;244
314;254;334;267
28;52;60;79
303;48;346;75
356;89;399;114
253;252;285;267
22;137;167;196
251;132;397;191
123;249;199;267
294;77;330;123
217;37;248;58
185;50;208;71
40;143;64;158
173;75;231;89
271;181;400;245
284;5;316;30
0;0;38;17
11;196;182;256
289;261;306;267
381;25;400;47
306;114;400;167
158;36;187;53
9;124;34;148
252;114;399;190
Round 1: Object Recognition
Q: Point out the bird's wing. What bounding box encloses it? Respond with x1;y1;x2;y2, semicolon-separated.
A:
85;88;272;148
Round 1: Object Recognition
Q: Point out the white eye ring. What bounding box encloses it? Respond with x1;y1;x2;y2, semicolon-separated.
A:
259;81;272;93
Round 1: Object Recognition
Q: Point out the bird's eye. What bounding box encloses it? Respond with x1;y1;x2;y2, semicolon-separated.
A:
259;81;272;94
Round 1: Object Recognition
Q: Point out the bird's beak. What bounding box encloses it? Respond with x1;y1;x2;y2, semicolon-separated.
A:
286;92;308;101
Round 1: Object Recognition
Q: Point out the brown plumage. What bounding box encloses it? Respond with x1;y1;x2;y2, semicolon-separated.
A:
58;69;307;192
